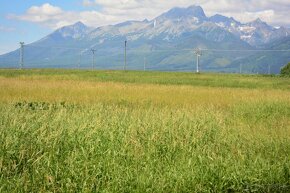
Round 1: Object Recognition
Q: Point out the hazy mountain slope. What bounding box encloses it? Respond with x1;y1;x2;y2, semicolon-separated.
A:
228;36;290;74
0;5;289;72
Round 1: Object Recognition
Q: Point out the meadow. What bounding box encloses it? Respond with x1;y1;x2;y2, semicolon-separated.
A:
0;69;290;192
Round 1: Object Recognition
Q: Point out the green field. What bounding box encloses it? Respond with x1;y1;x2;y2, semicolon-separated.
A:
0;69;290;192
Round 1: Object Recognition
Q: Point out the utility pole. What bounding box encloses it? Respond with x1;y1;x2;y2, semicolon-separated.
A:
144;56;146;71
91;49;96;70
268;64;271;75
194;48;202;73
124;40;127;71
78;52;82;69
19;42;24;69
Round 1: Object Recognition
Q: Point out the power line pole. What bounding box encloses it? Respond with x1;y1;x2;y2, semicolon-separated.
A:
194;48;202;73
91;49;96;70
19;42;24;69
78;52;82;69
124;40;127;71
144;56;146;71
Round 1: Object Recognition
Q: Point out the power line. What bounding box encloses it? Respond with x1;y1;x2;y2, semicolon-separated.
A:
26;45;87;51
21;44;290;53
3;41;290;74
200;48;290;52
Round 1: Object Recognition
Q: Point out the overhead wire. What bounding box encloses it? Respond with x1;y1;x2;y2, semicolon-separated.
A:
23;44;290;52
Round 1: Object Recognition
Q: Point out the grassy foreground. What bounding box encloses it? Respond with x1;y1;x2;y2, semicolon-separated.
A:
0;69;290;192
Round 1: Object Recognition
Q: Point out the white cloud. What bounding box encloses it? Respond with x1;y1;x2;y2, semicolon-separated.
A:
87;0;290;27
82;0;96;7
7;3;118;29
8;1;290;29
27;3;62;16
0;25;15;32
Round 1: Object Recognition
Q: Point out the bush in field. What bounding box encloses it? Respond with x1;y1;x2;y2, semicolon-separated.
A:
281;62;290;75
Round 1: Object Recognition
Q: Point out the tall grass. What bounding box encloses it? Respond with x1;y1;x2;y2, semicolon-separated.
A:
0;70;290;192
0;69;290;90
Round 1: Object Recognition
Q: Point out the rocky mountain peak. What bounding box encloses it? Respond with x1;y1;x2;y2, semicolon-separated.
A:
249;18;272;29
157;5;207;21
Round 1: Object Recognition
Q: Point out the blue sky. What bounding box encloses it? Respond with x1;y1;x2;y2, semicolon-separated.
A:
0;0;96;54
1;0;289;54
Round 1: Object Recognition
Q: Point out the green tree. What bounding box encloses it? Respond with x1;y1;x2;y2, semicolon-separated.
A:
281;62;290;75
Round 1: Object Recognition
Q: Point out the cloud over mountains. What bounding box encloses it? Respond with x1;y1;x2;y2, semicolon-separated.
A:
7;0;290;29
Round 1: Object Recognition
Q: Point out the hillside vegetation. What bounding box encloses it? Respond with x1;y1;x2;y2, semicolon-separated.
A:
281;62;290;76
0;69;290;192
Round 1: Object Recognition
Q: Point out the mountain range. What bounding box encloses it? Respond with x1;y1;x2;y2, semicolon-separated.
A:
1;5;289;73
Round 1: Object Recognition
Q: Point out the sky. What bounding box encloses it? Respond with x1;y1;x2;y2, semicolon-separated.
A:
0;0;290;54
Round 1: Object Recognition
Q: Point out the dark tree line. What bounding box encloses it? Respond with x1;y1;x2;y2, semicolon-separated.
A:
281;62;290;75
